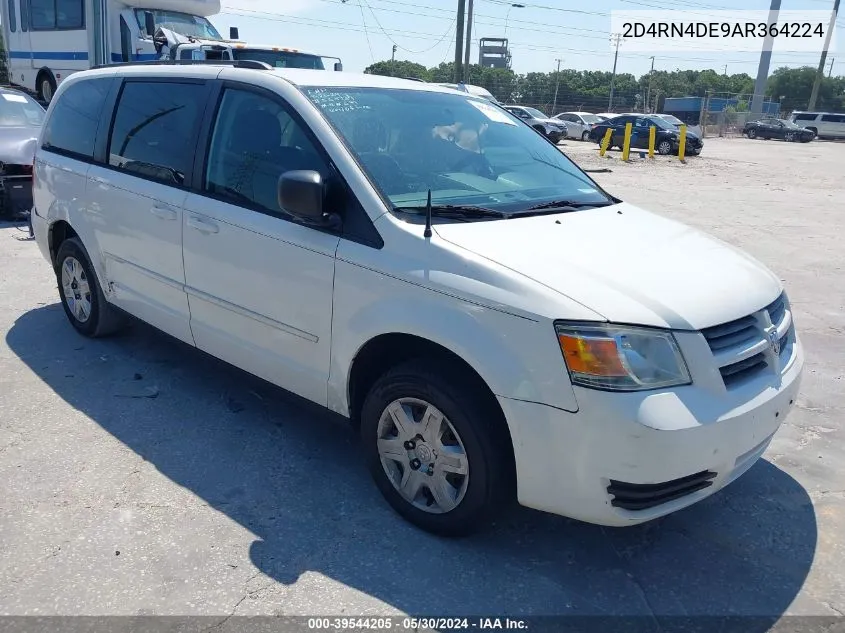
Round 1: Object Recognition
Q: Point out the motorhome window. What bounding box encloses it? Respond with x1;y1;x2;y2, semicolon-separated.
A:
41;78;111;159
21;0;28;31
8;0;16;31
108;81;206;186
134;9;221;40
29;0;83;30
231;49;325;70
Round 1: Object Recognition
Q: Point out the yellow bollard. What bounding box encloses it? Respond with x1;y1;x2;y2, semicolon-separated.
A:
599;127;613;156
621;122;633;161
599;128;613;156
648;126;656;158
678;124;687;162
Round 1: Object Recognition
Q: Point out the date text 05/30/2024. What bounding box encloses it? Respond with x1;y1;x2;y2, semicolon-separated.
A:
307;617;529;630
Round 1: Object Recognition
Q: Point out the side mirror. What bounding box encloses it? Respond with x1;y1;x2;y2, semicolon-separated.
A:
279;170;326;224
229;27;240;40
144;11;155;38
334;61;343;72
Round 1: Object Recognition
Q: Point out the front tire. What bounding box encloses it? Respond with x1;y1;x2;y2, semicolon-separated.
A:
657;139;673;155
747;128;757;139
55;238;126;337
581;130;590;141
360;359;513;537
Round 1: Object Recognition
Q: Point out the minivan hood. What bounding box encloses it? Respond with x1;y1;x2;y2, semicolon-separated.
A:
434;203;781;330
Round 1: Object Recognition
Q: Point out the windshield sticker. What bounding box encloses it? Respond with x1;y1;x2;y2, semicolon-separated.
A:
578;188;598;194
468;100;517;125
2;93;28;103
309;89;372;114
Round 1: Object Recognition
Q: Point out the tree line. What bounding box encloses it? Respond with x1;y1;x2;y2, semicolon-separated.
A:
364;60;845;115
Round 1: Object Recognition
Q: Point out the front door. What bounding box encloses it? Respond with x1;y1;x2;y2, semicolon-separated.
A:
182;84;340;407
87;78;211;345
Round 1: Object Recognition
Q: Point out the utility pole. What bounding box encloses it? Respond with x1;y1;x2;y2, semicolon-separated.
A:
608;33;622;111
645;56;655;113
391;44;397;75
723;64;728;76
552;58;562;114
463;0;474;83
829;57;835;78
454;0;466;84
750;0;781;115
808;0;840;110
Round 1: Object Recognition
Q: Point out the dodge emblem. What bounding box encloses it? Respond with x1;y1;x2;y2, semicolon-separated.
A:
767;328;781;356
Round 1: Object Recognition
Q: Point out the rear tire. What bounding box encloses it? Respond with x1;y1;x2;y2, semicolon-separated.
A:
360;359;514;537
55;238;126;337
37;71;57;104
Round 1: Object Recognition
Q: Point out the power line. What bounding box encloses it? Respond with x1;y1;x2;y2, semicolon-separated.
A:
355;1;376;63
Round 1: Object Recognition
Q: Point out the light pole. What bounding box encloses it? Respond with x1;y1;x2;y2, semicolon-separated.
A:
608;33;623;111
552;58;562;114
503;3;524;39
750;0;782;115
391;44;397;75
808;0;840;110
645;56;654;113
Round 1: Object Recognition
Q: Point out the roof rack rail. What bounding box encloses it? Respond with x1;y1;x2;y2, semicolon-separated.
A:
91;59;274;71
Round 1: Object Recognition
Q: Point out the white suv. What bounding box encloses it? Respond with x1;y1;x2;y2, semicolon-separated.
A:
32;62;803;536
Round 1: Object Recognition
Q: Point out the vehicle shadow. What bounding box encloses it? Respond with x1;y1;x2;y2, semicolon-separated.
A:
6;306;818;628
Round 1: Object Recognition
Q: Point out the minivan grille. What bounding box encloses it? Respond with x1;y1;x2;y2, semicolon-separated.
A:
608;471;717;511
702;292;791;388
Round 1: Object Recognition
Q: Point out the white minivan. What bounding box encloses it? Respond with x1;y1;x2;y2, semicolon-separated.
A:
32;62;803;536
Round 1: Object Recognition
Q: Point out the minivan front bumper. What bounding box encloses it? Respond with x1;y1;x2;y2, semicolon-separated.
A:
498;334;803;526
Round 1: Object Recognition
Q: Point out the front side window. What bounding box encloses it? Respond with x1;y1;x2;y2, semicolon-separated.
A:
108;81;206;185
134;9;221;39
205;88;329;215
304;87;611;217
30;0;83;30
41;78;111;158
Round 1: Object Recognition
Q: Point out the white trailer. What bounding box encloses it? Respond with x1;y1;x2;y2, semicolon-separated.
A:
1;0;223;102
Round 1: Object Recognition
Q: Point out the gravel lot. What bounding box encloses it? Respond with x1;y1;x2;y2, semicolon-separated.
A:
1;137;843;625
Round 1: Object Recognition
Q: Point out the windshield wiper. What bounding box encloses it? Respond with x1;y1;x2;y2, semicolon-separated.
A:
514;199;614;215
394;204;507;220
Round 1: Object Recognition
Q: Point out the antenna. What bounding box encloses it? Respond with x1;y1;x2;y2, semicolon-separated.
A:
424;190;433;238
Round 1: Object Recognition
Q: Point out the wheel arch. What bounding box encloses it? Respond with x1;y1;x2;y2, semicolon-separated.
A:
48;220;78;268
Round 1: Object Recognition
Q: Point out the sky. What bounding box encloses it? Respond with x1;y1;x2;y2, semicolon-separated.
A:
211;0;845;79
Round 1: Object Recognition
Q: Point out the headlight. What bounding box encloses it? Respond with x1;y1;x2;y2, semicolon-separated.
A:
555;323;691;391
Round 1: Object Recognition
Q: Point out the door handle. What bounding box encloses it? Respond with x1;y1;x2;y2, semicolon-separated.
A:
187;215;219;234
150;205;178;221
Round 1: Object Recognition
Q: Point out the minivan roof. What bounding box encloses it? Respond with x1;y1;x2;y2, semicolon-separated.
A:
60;64;467;95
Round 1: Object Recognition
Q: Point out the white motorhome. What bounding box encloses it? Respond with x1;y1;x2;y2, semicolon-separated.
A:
1;0;343;103
1;0;224;101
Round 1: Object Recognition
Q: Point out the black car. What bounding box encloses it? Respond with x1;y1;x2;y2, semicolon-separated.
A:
589;114;703;155
743;118;815;142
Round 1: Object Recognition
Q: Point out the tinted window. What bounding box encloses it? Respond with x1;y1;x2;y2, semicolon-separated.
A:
21;0;28;30
821;114;845;123
205;88;329;215
42;78;111;159
8;0;16;32
793;113;818;121
108;81;206;186
30;0;83;29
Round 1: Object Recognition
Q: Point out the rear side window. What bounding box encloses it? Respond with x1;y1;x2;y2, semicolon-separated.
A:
793;113;818;121
821;114;845;123
108;81;206;186
41;77;111;159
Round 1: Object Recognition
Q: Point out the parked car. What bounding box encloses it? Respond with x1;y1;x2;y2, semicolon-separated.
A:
553;111;603;141
0;87;45;219
743;118;816;142
594;112;617;121
654;113;702;138
788;111;845;139
502;105;567;143
590;114;704;155
33;64;802;537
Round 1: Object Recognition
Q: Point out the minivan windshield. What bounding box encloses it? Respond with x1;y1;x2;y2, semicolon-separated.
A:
232;49;325;69
135;10;222;39
304;87;612;217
